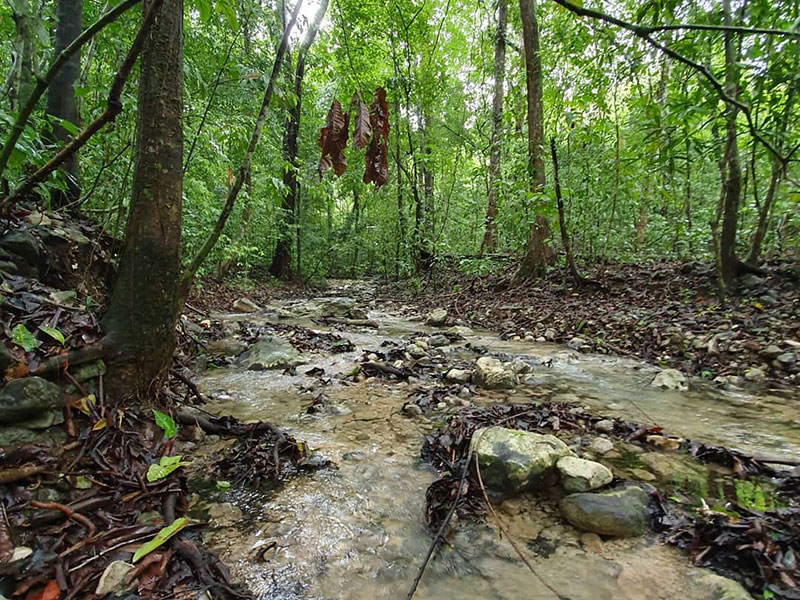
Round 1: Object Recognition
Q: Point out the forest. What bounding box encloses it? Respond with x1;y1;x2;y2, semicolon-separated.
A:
0;0;798;597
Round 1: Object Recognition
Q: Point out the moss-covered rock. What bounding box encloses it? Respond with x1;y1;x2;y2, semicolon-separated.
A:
560;486;650;537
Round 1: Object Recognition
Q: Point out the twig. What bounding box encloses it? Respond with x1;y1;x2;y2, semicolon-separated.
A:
30;500;96;534
0;465;47;484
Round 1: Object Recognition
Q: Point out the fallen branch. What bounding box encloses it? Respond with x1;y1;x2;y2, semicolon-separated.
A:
30;500;96;534
0;465;47;484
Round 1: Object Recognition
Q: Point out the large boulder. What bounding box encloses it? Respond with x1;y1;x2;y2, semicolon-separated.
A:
0;377;64;424
560;485;650;537
470;427;573;498
233;297;260;313
425;308;448;327
206;337;247;358
306;297;356;318
473;357;517;389
244;336;305;370
650;368;688;391
556;456;613;493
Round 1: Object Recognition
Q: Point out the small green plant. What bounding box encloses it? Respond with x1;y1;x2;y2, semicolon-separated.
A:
153;409;177;438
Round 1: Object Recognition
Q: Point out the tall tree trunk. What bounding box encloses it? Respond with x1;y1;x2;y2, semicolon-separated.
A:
269;0;328;280
516;0;550;280
46;0;83;207
10;0;36;113
101;0;183;398
719;0;741;287
480;0;506;256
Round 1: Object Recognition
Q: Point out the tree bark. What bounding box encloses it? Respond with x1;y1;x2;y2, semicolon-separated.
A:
480;0;507;256
46;0;83;206
101;0;183;398
719;0;741;287
394;97;405;278
550;137;583;285
516;0;550;280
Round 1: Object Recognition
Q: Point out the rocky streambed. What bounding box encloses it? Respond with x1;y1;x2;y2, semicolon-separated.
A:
176;281;800;600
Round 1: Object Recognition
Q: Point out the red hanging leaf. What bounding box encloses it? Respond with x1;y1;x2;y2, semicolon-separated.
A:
363;87;390;188
350;92;372;150
317;99;349;178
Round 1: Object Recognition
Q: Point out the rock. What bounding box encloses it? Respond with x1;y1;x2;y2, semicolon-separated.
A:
0;344;15;372
473;356;518;389
0;229;41;266
425;308;448;326
25;211;52;227
403;404;422;417
208;502;243;526
470;427;572;497
509;358;532;375
207;337;247;358
96;561;136;596
244;336;305;370
744;367;766;383
428;334;449;348
233;297;260;313
348;307;369;320
580;532;604;553
306;297;356;317
776;352;797;370
0;377;64;424
556;456;613;492
739;273;763;288
628;468;657;482
690;571;752;600
49;289;77;306
650;368;688;391
568;337;588;352
71;359;106;383
544;328;557;341
448;325;473;336
445;368;471;384
560;486;650;537
760;344;783;360
405;344;427;359
594;419;614;434
645;435;682;452
588;438;614;455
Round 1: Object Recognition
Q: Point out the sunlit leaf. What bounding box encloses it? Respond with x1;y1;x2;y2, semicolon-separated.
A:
146;455;189;482
132;517;189;562
153;409;177;438
11;325;37;352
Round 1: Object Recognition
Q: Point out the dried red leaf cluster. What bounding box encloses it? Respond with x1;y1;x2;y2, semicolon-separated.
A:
318;88;390;188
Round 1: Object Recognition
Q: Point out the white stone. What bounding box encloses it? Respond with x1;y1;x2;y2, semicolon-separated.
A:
556;456;613;492
650;368;688;391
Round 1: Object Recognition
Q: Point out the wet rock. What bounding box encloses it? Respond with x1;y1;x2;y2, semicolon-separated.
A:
50;289;77;306
580;532;604;553
560;486;650;537
207;337;247;358
428;334;449;348
208;502;243;527
568;337;589;352
473;356;518;389
0;377;64;424
650;368;688;391
448;325;473;336
628;468;657;482
233;297;260;313
425;308;448;327
645;435;682;452
457;386;471;399
690;571;752;600
594;420;614;434
405;344;427;359
776;352;797;370
544;328;557;341
403;404;422;417
244;336;305;370
349;307;369;320
0;229;41;266
71;359;106;383
588;438;614;455
470;427;572;497
95;560;136;596
306;297;356;317
760;344;783;360
445;368;471;384
744;367;766;383
556;456;613;492
343;450;366;461
738;273;763;288
509;358;532;375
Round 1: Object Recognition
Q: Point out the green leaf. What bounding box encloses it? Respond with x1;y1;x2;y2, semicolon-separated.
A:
195;0;211;22
38;325;65;345
11;324;37;352
132;517;189;562
153;409;177;438
215;480;231;491
146;455;189;482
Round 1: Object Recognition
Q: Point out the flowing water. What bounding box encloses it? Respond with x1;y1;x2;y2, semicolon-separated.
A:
189;283;800;600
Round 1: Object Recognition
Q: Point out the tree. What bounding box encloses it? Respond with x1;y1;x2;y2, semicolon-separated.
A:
46;0;83;206
516;0;550;280
480;0;507;255
101;0;183;396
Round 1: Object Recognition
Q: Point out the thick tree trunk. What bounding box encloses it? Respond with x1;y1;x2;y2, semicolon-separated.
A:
10;0;36;113
516;0;550;280
719;0;741;287
101;0;183;398
480;0;507;256
46;0;83;207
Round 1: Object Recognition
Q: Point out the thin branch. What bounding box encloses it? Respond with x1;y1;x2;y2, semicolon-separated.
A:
0;0;141;179
644;23;800;38
549;0;787;165
1;0;162;207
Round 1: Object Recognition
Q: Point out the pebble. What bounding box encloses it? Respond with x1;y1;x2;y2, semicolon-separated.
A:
588;438;614;455
594;419;614;434
403;404;422;417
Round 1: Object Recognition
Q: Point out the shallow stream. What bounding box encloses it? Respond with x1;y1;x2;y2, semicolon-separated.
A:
190;284;800;600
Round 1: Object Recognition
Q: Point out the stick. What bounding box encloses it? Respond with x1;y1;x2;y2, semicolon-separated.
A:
30;500;96;534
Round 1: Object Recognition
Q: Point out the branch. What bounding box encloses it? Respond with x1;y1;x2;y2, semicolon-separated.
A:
0;0;141;180
1;0;162;208
549;0;787;166
644;23;800;38
179;0;304;290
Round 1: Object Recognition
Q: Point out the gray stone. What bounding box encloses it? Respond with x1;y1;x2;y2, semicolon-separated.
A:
760;344;783;360
560;486;650;537
557;456;613;492
208;502;243;526
348;307;369;320
425;308;448;327
650;368;688;391
49;290;78;306
207;337;247;358
233;297;260;313
689;571;752;600
306;297;356;317
0;230;40;266
510;358;532;375
428;334;449;348
470;427;573;497
448;325;473;336
405;343;427;359
568;337;588;352
445;368;471;384
776;352;797;369
588;438;614;455
544;328;557;341
71;359;106;383
403;404;422;417
0;377;64;424
95;561;136;597
594;419;614;434
474;356;517;389
244;336;305;370
739;273;763;288
744;367;766;383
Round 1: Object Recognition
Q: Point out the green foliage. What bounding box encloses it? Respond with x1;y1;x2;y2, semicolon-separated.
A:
11;325;37;351
153;410;177;439
146;455;189;482
132;517;189;562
